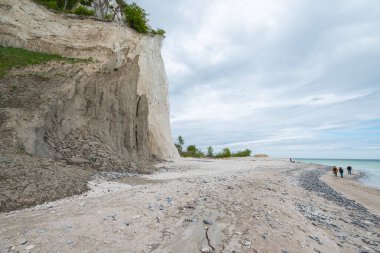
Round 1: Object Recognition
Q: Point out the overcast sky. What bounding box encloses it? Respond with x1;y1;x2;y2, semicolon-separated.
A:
135;0;380;159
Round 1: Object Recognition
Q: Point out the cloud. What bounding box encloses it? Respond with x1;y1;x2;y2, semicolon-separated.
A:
136;0;380;158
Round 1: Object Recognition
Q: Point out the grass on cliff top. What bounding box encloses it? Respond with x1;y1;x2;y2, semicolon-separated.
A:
0;46;86;77
33;0;60;11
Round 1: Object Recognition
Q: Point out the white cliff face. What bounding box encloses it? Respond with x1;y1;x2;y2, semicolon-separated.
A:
0;0;179;168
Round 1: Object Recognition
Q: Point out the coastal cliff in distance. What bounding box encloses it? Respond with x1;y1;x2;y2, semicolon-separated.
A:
0;0;178;210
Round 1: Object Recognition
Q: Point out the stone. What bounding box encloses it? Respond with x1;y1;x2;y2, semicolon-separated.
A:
166;197;173;206
244;240;252;247
19;239;27;245
203;219;213;225
25;245;35;250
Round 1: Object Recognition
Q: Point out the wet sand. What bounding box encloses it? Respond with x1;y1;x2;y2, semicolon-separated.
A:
322;171;380;216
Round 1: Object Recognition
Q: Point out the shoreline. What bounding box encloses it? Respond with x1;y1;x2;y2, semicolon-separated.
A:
1;158;379;252
295;159;380;190
321;170;380;217
296;160;380;216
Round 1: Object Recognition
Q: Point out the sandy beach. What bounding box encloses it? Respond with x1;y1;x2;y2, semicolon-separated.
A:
0;158;379;253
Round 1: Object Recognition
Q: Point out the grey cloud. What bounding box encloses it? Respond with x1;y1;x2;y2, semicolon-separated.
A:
135;0;380;158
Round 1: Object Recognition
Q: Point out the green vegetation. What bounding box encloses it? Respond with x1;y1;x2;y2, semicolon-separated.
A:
34;0;61;11
74;5;95;15
0;46;86;77
57;0;79;10
124;2;149;33
175;136;184;155
182;145;205;158
175;136;252;159
214;148;231;158
152;28;166;37
33;0;166;36
206;146;214;158
231;149;252;157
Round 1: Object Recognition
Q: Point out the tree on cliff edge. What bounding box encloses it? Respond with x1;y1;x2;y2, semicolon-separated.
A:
175;136;184;155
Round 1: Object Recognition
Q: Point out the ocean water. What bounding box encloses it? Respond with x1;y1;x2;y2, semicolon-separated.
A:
294;158;380;189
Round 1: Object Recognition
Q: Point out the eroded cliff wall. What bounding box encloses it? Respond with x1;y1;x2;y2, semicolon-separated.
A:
0;0;178;170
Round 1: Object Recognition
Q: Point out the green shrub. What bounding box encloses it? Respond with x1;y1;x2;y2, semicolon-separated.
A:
206;146;214;158
182;144;205;158
231;149;252;157
104;14;112;20
215;148;232;158
79;0;92;6
124;2;149;33
33;0;60;11
74;5;94;16
152;28;166;37
57;0;79;10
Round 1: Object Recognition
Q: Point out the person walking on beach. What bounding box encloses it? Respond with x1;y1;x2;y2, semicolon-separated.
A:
339;167;344;178
333;166;338;177
347;166;352;175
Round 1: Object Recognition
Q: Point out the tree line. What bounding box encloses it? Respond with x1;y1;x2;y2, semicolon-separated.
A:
34;0;165;35
175;136;252;158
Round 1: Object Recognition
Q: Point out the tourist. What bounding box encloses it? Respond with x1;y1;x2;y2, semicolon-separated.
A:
333;166;338;177
339;167;344;178
347;166;352;175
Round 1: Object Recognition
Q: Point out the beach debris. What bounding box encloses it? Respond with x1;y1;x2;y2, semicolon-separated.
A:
166;197;173;206
66;240;75;245
36;228;47;233
104;214;117;221
203;219;213;225
201;247;211;253
362;238;378;246
204;226;215;252
24;245;35;250
243;240;252;247
309;236;322;245
184;202;195;209
235;231;243;235
19;239;27;245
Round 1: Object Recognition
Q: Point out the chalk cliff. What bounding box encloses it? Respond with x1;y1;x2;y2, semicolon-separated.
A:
0;0;179;170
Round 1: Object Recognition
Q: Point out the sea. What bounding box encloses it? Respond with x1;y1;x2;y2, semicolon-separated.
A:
294;158;380;189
